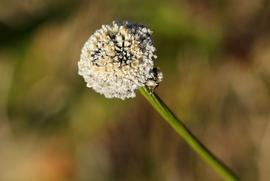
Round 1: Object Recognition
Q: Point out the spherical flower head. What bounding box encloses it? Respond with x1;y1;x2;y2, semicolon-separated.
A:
78;21;163;100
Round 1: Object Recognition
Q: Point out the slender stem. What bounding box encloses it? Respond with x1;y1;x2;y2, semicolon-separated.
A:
139;87;238;181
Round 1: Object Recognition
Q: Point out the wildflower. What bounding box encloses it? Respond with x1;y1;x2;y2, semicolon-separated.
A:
78;21;163;99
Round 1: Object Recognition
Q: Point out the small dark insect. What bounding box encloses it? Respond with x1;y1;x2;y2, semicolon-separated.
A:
146;67;163;92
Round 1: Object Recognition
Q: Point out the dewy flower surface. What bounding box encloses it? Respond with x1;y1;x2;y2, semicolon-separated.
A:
78;21;163;99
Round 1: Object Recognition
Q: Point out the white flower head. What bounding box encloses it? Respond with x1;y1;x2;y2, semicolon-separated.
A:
78;21;163;100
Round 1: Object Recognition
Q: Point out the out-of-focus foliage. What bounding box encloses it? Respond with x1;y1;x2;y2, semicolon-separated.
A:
0;0;270;180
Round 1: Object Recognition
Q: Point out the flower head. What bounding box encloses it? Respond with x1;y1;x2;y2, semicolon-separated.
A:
78;21;163;99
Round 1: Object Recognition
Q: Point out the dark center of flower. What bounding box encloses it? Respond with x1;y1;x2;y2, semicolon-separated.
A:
115;45;133;64
110;33;135;65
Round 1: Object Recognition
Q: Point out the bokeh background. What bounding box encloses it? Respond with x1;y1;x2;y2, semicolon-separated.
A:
0;0;270;180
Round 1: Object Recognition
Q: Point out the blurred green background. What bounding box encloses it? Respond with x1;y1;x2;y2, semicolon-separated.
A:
1;0;270;180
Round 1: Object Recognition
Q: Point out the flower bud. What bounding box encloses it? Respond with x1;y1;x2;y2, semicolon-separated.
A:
78;21;163;99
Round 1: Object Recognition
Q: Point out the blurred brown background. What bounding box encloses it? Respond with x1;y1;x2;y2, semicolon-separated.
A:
0;0;270;180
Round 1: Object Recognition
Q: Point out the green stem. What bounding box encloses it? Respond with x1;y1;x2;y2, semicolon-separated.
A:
139;87;238;181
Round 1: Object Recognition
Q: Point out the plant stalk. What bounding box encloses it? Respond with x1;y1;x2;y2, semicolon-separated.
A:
139;87;238;181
